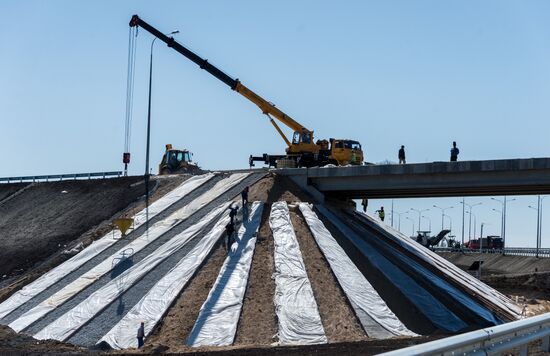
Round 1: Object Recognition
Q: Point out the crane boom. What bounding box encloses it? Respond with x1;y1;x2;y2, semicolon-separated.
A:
129;15;310;144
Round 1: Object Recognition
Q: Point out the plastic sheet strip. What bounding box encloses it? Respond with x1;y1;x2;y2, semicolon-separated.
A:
98;204;246;349
298;203;416;338
187;202;264;347
0;173;214;320
270;201;327;345
316;205;468;333
9;173;244;332
34;201;230;342
357;212;522;318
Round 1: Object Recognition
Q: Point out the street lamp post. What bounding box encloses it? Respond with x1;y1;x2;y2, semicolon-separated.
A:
395;211;409;232
542;196;549;251
461;197;465;246
529;201;541;258
492;208;502;238
491;196;516;250
422;215;432;232
443;213;452;232
466;211;477;239
460;201;482;242
433;205;454;231
144;30;179;230
410;208;430;232
405;216;415;237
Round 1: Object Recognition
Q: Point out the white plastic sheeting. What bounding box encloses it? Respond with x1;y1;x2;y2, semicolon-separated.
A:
0;173;214;321
98;204;243;349
187;202;264;347
270;201;327;345
357;212;522;319
298;203;416;339
34;201;230;342
316;205;468;333
9;173;245;332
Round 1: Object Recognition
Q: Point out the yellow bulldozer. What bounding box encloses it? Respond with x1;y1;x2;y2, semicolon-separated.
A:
158;144;202;175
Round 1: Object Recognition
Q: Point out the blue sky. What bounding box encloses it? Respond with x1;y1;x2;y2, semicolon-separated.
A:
1;1;549;246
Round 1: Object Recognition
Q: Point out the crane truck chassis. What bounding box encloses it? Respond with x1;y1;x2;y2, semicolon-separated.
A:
129;15;364;169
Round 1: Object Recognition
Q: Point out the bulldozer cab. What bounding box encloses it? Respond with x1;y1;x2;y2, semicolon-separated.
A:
159;144;200;175
329;139;363;165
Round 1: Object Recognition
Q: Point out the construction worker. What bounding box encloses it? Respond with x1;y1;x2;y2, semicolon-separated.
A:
137;322;145;348
361;198;368;213
375;207;385;221
398;145;406;164
450;141;460;162
228;204;238;224
225;221;235;252
241;186;249;207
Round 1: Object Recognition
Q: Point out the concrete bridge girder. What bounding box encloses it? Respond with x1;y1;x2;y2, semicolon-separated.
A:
277;158;550;200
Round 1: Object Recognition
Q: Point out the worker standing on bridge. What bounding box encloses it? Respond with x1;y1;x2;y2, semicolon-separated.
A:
137;322;145;348
450;141;460;161
376;207;385;221
398;145;406;164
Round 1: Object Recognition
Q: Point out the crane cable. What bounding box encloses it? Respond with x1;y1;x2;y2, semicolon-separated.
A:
123;26;138;176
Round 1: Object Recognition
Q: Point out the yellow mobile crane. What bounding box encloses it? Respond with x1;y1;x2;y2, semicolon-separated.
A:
130;15;364;168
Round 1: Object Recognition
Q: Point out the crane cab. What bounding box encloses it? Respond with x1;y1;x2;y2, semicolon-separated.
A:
328;139;363;165
158;144;201;175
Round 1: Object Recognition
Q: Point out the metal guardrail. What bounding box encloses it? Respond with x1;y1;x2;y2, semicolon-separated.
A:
0;171;123;183
435;247;550;258
378;312;550;356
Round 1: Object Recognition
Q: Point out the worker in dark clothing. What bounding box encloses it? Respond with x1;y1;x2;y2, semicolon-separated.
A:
137;322;145;348
361;198;368;213
228;204;238;224
375;207;385;221
241;186;249;207
225;222;235;252
450;141;460;162
398;145;406;164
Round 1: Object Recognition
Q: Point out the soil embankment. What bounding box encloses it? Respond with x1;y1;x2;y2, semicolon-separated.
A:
0;176;186;302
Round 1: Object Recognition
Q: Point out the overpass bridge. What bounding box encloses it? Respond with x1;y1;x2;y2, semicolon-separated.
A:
277;158;550;200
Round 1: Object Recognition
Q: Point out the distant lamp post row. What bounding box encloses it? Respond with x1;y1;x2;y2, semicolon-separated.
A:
460;201;482;241
410;208;430;232
491;197;516;250
405;216;415;236
528;195;548;258
433;205;453;231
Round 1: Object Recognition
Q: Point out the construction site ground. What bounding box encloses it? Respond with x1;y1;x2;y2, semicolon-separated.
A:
0;175;548;355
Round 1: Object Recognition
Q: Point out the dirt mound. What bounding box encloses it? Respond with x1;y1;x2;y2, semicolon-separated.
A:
0;324;82;353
